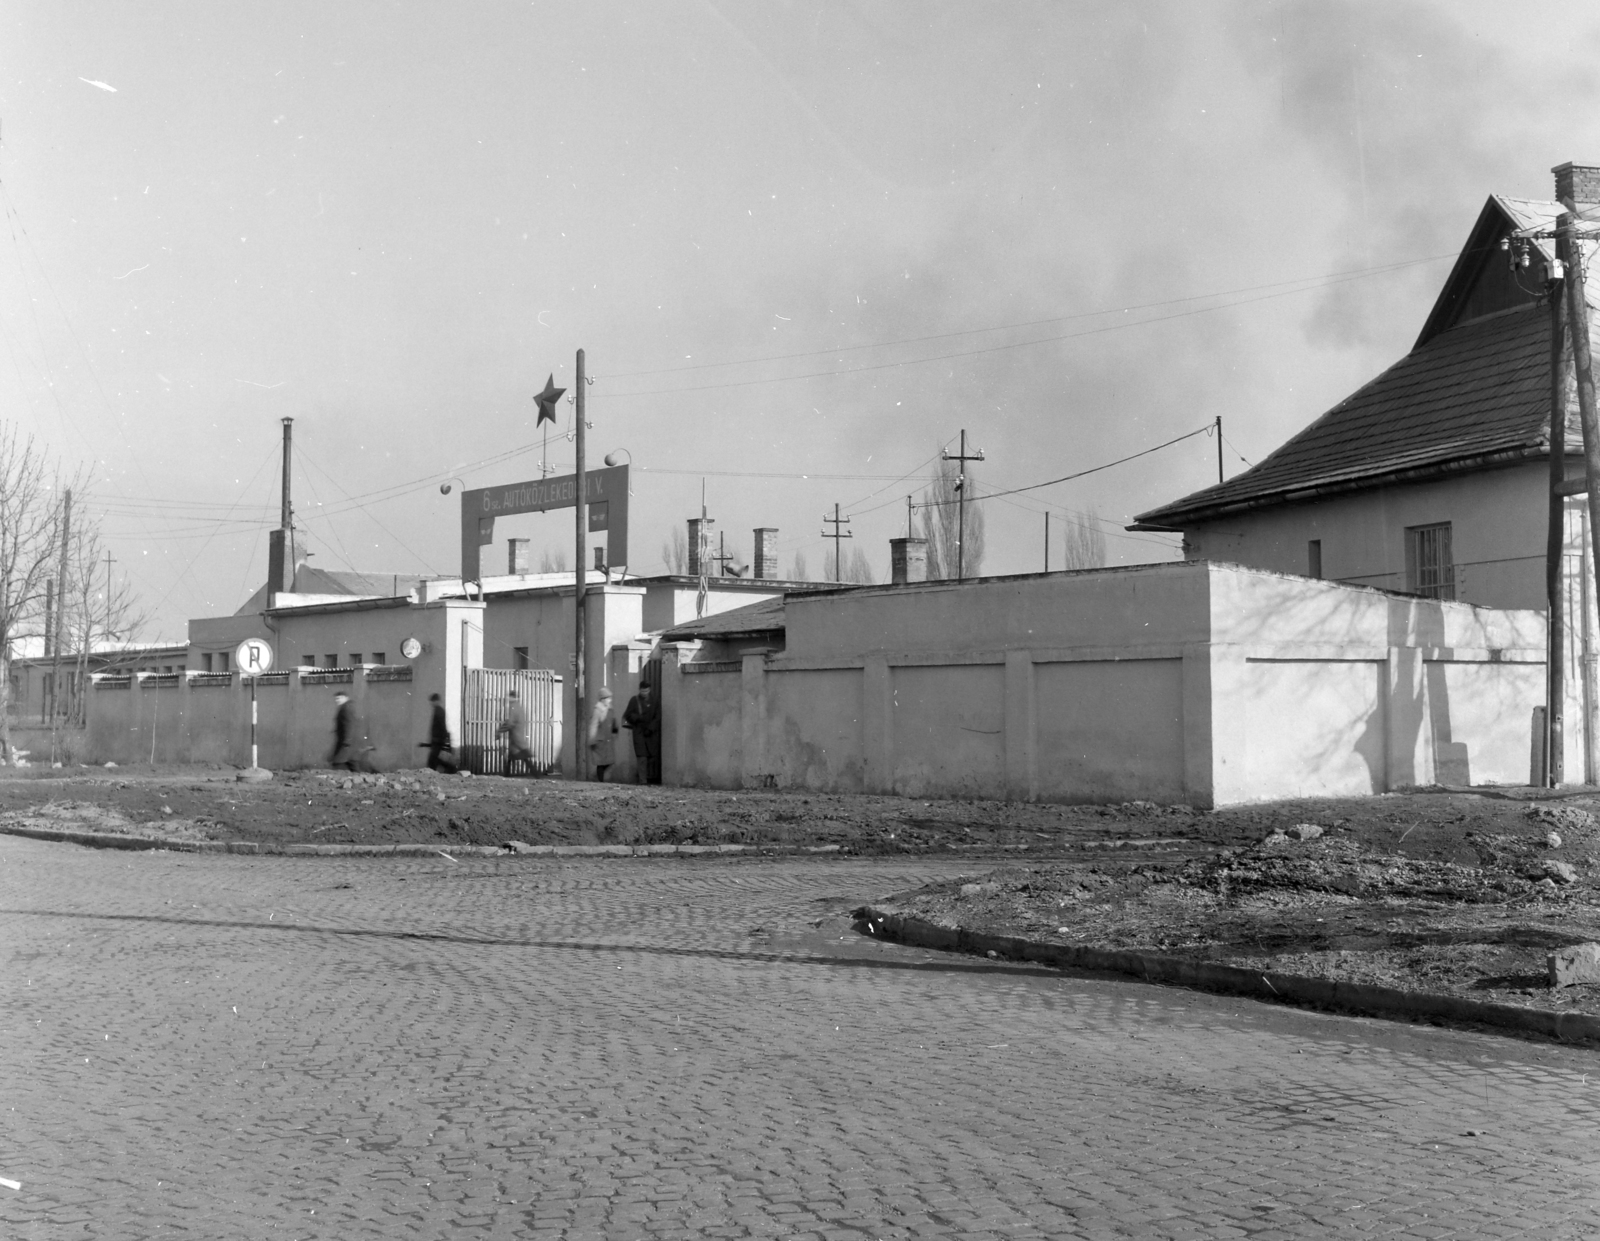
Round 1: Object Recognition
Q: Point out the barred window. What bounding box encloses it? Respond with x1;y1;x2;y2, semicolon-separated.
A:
1405;523;1455;600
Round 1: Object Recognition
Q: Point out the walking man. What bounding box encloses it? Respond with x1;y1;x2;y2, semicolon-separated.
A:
329;691;357;771
498;688;534;777
423;692;455;772
622;681;659;784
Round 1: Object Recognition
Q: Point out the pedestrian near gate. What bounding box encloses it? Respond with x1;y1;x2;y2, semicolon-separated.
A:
459;668;560;775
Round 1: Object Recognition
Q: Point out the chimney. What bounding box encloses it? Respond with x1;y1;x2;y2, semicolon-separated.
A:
508;538;530;575
687;517;714;576
890;537;928;585
1554;162;1600;207
594;546;607;573
753;527;778;579
267;417;295;606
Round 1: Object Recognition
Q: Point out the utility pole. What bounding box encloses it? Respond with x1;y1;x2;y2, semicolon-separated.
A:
1549;249;1571;785
43;578;53;720
1044;511;1050;573
574;348;588;781
51;488;70;728
942;430;984;583
1216;416;1224;484
711;530;736;577
906;495;914;540
821;504;852;582
1559;209;1600;785
103;552;115;642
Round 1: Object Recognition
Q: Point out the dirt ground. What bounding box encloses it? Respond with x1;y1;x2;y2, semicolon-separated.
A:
6;764;1600;1014
877;795;1600;1015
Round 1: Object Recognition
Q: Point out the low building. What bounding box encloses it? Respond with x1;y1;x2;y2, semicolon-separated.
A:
660;562;1545;807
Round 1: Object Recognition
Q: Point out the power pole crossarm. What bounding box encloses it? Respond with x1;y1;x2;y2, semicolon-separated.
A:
821;504;853;583
941;430;985;583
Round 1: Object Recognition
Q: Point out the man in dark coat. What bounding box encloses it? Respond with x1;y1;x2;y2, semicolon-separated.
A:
423;692;455;772
329;691;357;770
622;682;659;784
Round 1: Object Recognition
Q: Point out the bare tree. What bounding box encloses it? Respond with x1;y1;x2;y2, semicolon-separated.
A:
920;456;985;580
788;551;808;581
661;525;688;574
59;516;147;729
1058;508;1108;571
843;546;877;584
0;428;79;763
537;546;569;574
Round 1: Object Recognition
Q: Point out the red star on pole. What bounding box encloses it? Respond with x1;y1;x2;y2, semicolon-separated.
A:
534;374;566;426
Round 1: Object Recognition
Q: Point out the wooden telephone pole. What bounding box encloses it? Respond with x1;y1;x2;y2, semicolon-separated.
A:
821;504;852;582
942;430;985;582
574;348;588;781
1548;254;1569;785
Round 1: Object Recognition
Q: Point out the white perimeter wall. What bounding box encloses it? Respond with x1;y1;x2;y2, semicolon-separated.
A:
662;562;1547;808
89;600;480;771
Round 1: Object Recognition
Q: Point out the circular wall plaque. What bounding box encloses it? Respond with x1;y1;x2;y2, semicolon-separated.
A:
401;637;422;660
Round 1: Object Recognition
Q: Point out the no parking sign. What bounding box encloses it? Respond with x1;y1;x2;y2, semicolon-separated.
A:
235;638;274;677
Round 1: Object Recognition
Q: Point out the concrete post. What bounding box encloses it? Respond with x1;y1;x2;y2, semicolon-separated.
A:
1180;643;1219;809
861;656;893;793
740;653;767;787
1003;650;1035;801
1384;646;1427;790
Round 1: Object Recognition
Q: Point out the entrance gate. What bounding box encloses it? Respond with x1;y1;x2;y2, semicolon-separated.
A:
460;668;562;775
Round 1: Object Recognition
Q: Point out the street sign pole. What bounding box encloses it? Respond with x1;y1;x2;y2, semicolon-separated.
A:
235;637;275;783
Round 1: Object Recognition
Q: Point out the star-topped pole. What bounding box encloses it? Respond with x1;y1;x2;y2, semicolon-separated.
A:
536;373;567;478
535;374;566;425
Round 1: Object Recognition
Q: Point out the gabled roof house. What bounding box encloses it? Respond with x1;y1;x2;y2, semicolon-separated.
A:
1132;163;1600;611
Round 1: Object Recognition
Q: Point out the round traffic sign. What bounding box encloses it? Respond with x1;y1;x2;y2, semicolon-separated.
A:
235;637;275;676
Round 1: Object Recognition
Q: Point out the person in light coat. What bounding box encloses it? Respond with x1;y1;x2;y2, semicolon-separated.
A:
587;685;617;781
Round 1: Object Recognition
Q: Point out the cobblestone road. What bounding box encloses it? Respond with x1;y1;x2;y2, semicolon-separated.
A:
2;834;1598;1239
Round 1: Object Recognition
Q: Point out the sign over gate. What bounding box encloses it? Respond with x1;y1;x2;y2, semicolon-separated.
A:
459;464;629;582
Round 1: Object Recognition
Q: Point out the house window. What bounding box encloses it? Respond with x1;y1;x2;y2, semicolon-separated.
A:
218;651;230;673
351;653;363;666
371;651;386;666
514;646;530;671
325;654;338;668
1307;539;1322;580
302;654;316;667
1406;523;1455;600
202;653;213;673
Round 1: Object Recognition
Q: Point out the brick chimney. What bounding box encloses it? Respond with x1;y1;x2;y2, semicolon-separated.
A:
890;537;928;585
753;528;778;579
508;538;530;575
687;518;714;576
1553;162;1600;207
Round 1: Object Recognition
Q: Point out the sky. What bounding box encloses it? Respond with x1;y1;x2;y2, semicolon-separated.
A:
5;0;1600;640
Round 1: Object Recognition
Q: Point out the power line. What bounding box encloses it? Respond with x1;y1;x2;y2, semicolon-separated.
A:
916;424;1214;510
600;252;1454;381
595;257;1456;399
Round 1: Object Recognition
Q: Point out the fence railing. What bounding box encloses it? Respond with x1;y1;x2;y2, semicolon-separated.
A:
460;668;562;775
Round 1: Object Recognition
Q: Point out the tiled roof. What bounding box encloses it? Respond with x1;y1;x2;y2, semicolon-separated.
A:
1133;303;1561;530
662;595;787;641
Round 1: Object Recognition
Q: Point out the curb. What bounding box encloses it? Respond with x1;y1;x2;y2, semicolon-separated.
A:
0;824;845;859
856;906;1600;1046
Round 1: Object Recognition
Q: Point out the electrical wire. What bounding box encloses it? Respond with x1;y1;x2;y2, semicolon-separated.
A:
293;444;442;575
600;253;1456;381
595;260;1457;399
914;424;1214;510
